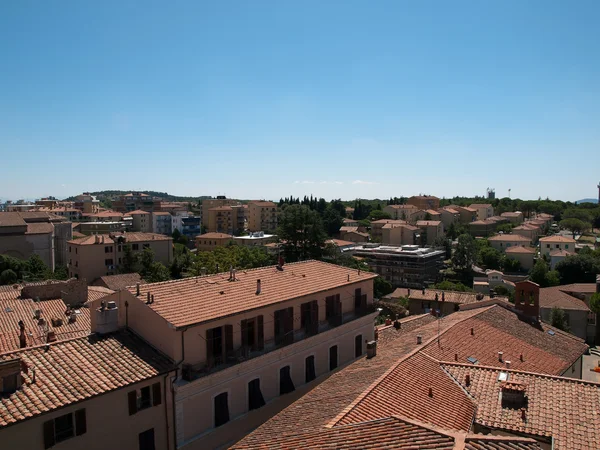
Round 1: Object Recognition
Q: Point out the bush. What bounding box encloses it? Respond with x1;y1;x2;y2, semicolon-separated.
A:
0;269;17;285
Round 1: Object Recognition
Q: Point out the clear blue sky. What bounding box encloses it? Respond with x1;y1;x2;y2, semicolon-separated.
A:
1;1;599;202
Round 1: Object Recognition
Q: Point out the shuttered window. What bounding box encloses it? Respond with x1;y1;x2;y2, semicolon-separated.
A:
214;392;230;427
248;378;266;411
279;366;295;395
152;382;162;406
355;335;363;358
44;410;86;449
305;355;316;383
329;345;338;371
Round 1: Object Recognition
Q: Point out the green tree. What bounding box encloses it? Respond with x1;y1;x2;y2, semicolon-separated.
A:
322;206;344;236
172;228;182;242
0;269;17;285
496;223;513;234
146;262;171;283
559;218;590;238
555;254;600;284
545;270;560;287
433;280;473;292
51;265;69;281
502;257;521;273
25;255;48;281
529;259;549;286
369;210;392;221
140;247;156;277
432;236;451;259
549;307;569;332
121;244;140;274
479;246;503;270
451;234;477;271
374;276;394;298
277;204;326;261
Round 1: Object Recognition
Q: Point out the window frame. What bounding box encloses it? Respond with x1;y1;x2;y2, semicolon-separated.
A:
212;390;231;428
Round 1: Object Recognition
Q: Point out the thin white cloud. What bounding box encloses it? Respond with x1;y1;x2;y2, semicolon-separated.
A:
352;180;379;185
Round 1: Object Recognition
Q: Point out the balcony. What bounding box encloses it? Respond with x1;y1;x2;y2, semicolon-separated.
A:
182;304;376;381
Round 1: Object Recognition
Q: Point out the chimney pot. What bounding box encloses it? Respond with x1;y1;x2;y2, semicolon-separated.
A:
498;351;503;362
465;374;471;386
470;327;474;336
428;387;433;397
506;360;511;369
417;335;422;345
520;353;524;362
136;283;140;296
454;353;458;361
147;292;151;304
521;408;526;421
347;274;350;282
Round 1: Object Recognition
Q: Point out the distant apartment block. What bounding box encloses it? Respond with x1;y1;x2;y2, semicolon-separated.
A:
512;223;541;243
67;232;173;283
247;201;278;232
500;211;524;224
487;234;531;252
0;212;72;270
181;216;201;239
353;244;445;288
415;220;444;245
437;207;460;228
469;203;494;220
112;192;162;213
152;211;173;235
406;195;440;210
383;204;418;220
128;210;152;233
201;197;240;229
381;223;419;246
504;246;536;270
539;235;576;258
195;232;234;251
371;219;407;241
468;219;497;237
73;192;101;214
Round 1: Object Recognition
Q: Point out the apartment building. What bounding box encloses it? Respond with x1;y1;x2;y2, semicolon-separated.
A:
406;195;440;210
381;223;419;246
0;212;72;270
415;220;444;245
504;246;536;270
181;216;201;239
468;219;497;237
353;244;445;288
129;210;152;233
437;207;460;228
469;203;494;220
77;221;127;235
195;232;234;251
206;205;246;235
73;193;100;214
93;260;377;449
201;197;240;229
389;287;502;316
539;235;576;258
500;211;524;224
382;204;418;220
247;201;278;232
152;212;173;235
512;223;541;243
112;192;162;213
67;232;173;283
370;219;407;241
487;234;531;252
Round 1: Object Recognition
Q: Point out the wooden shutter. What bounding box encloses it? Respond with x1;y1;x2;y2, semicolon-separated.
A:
75;408;87;436
224;324;233;360
354;288;362;310
206;328;214;363
257;315;264;350
240;319;248;348
152;382;162;406
285;307;294;344
43;420;55;449
361;294;367;311
128;390;138;415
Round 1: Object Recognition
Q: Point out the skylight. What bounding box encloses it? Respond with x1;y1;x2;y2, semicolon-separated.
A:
467;356;478;364
498;372;508;382
547;330;556;336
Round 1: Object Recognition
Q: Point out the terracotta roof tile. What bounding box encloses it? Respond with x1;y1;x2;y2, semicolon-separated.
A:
0;331;173;427
25;223;54;234
538;285;592;311
92;273;144;291
464;435;541;449
488;235;530;242
127;209;151;215
549;249;570;257
68;232;171;245
196;232;233;239
390;288;500;305
326;239;356;247
539;236;575;243
0;213;27;227
443;363;600;449
505;246;536;254
416;220;442;226
86;286;115;303
469;204;493;208
128;260;378;328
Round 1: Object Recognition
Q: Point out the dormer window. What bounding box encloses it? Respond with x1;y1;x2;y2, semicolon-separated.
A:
0;358;22;394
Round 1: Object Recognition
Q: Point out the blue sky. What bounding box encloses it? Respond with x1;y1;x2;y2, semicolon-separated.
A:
1;1;599;202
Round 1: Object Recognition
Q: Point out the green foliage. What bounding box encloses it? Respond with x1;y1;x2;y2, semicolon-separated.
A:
0;269;17;285
502;257;521;272
479;246;503;270
496;223;513;234
590;293;600;314
451;234;477;271
529;259;560;287
432;236;451;259
322;206;344;236
545;270;561;287
24;255;48;282
369;210;392;221
277;204;326;261
191;245;276;275
559;218;590;237
145;262;171;283
120;244;140;274
140;247;156;277
374;276;394;298
172;228;182;242
433;280;473;292
550;307;569;332
52;265;69;281
555;254;600;284
358;219;371;229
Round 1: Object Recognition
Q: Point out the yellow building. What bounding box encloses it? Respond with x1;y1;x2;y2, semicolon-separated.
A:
406;196;440;210
195;232;234;251
201;197;240;229
247;201;278;232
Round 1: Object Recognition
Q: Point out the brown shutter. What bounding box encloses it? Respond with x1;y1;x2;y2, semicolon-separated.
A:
224;324;233;360
311;300;319;329
206;328;214;362
361;294;367;310
240;319;248;348
152;382;162;406
43;420;55;449
128;390;137;415
257;315;264;350
75;408;87;436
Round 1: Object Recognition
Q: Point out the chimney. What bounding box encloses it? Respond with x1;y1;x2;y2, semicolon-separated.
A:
498;351;503;362
422;288;425;295
151;295;154;304
407;288;411;297
465;373;471;386
454;353;458;361
417;335;422;345
256;279;261;295
521;408;527;421
520;353;524;362
136;283;140;296
442;292;445;302
428;387;433;397
506;360;511;369
501;381;528;409
470;327;474;336
18;320;26;349
146;292;151;304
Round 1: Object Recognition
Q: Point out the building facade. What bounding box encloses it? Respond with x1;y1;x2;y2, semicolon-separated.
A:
247;201;278;232
539;235;576;258
406;196;440;210
469;204;494;220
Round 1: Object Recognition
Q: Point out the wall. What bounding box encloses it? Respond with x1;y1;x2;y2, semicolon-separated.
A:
22;279;88;305
540;241;575;257
506;252;534;271
489;240;528;252
0;376;171;450
540;307;589;343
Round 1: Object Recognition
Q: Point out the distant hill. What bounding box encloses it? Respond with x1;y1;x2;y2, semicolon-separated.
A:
64;191;212;203
576;198;598;204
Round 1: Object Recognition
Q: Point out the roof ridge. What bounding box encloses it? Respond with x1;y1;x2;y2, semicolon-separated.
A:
0;331;93;358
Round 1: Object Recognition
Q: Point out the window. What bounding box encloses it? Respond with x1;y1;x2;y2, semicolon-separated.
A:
241;316;264;353
274;307;294;346
279;366;295;395
248;378;265;411
118;245;122;252
75;247;77;254
128;383;161;415
354;289;367;313
105;259;114;266
329;345;338;371
546;244;550;248
588;312;596;325
138;428;155;450
301;301;319;335
206;325;233;366
355;335;363;358
565;244;569;249
105;246;112;253
43;409;86;449
305;355;316;383
143;243;150;249
325;295;342;326
69;246;71;253
214;392;229;427
132;244;139;250
556;244;560;249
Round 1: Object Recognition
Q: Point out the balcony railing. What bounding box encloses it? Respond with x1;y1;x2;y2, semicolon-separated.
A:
182;304;376;381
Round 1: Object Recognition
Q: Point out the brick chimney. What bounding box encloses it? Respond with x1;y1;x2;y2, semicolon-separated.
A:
514;281;540;319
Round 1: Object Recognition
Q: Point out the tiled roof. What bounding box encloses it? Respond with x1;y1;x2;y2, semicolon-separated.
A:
127;260;378;328
127;209;151;215
416;220;442;226
68;232;171;245
344;231;369;238
152;211;172;216
440;208;460;214
390;288;499;305
249;201;276;207
334;352;477;432
464;435;541;449
549;249;570;257
505;246;536;254
0;330;173;428
372;219;407;225
92;273;144;291
420;305;587;375
470;220;493;226
488;235;530;242
25;223;54;234
0;212;27;227
196;232;233;239
387;204;418;209
209;206;233;211
86;286;115;303
0;291;91;354
538;285;592;312
539;235;575;243
513;224;540;231
425;210;441;215
342;218;357;223
326;239;356;247
339;226;359;232
94;210;123;218
233;415;456;449
443;363;600;449
469;204;493;208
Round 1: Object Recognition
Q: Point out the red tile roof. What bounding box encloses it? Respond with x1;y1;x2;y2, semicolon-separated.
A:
0;331;173;428
25;223;54;234
249;201;277;207
488;235;530;242
86;286;115;303
500;212;523;217
128;260;378;328
196;232;233;239
92;273;144;291
68;232;171;245
372;219;407;225
505;246;536;254
390;288;500;305
549;249;570;257
127;209;151;215
0;212;27;227
416;220;442;226
469;204;493;208
326;239;356;247
539;235;575;243
443;363;600;449
538;285;592;312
